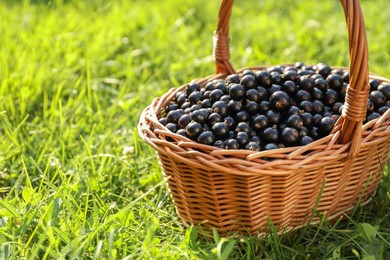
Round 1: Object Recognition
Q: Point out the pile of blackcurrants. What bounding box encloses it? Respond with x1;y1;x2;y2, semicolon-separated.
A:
158;62;390;151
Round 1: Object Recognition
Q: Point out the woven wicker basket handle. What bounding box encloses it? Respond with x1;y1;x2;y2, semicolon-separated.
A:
213;0;369;157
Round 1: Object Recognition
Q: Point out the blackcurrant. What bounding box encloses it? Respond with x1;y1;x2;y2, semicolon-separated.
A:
252;114;269;130
212;101;229;116
186;122;203;139
225;139;240;149
270;91;291;111
263;127;279;143
212;122;229;138
178;114;191;128
229;84;246;100
236;132;250;147
240;75;257;90
197;131;215;145
281;127;299;145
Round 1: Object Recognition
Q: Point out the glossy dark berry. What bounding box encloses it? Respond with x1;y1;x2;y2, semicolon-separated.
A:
369;79;381;91
286;114;303;129
287;106;301;116
326;74;343;91
259;101;271;113
266;110;282;125
263;127;279;143
257;87;268;101
313;114;322;126
271;71;283;85
342;71;350;83
213;140;225;149
283;70;299;83
225;139;240;149
299;76;315;92
188;91;203;105
300;136;314;145
178;114;191;128
282;80;298;96
296;90;311;102
245;101;259;114
201;99;212;108
166;123;179;133
181;101;191;110
324;89;338;105
331;69;344;76
190;110;207;123
176;128;187;137
366;99;375;113
235;122;251;134
228;84;245;100
252;114;269;130
212;122;229;138
367;112;381;122
264;143;278;150
312;87;324;100
176;93;187;107
220;95;230;103
166;103;179;112
378;106;389;115
240;75;257;90
228;100;243;113
378;83;390;99
301;112;314;128
214;82;228;93
212;101;229;116
312;100;325;114
268;84;282;96
314;78;327;92
236;132;250;147
185;122;203;139
225;74;240;85
185;82;200;95
319;117;335;135
270;91;291;111
281;127;299;145
299;101;313;113
332;102;343;114
245;142;261;151
159;117;168;126
235;111;250;122
246;89;260;102
224;116;236;129
209;89;224;103
316;63;331;78
197;131;215;145
370;91;386;108
167;109;184;123
208;113;223;126
242;69;256;77
299;126;309;137
310;127;321;140
255;71;272;87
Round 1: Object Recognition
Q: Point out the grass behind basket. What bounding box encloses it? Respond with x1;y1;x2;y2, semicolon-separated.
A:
0;0;389;259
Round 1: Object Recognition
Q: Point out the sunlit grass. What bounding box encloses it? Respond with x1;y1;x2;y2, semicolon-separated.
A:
0;0;389;258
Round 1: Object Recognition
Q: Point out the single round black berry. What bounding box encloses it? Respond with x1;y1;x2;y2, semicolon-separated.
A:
270;91;291;111
212;122;229;138
240;75;257;90
281;127;299;145
197;131;215;145
229;84;246;100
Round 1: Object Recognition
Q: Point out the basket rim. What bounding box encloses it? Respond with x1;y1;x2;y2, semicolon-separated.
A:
138;64;390;176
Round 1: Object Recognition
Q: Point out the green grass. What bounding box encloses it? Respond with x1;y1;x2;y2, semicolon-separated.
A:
0;0;389;259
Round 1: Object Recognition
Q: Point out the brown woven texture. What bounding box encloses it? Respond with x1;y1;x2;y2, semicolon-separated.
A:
138;0;390;236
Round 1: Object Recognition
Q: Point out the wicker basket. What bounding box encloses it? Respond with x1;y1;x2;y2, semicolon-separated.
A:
138;0;390;236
